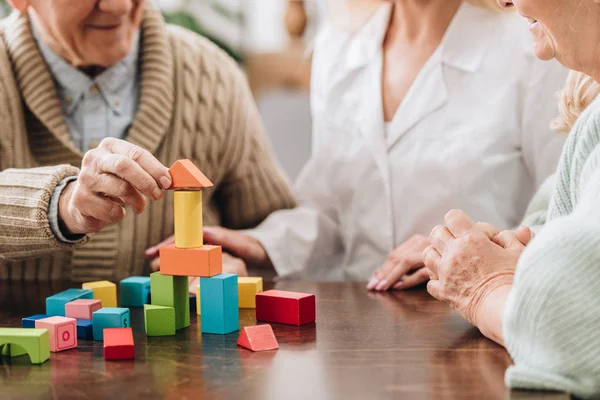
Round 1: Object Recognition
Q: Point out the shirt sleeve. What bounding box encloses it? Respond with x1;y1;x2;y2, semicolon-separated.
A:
48;176;86;244
503;149;600;399
520;59;568;188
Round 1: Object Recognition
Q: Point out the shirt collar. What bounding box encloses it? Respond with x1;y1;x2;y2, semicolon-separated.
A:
343;1;493;74
30;18;140;116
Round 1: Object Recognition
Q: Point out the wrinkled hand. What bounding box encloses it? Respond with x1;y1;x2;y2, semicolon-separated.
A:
58;138;171;234
202;226;273;270
188;253;248;294
422;210;525;327
367;234;430;291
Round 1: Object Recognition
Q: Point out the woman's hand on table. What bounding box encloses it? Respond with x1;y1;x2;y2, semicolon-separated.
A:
422;210;525;328
367;234;431;291
58;138;172;235
202;226;274;270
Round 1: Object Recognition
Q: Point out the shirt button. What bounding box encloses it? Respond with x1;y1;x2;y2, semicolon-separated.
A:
64;95;72;104
89;139;100;149
90;85;99;94
114;98;121;106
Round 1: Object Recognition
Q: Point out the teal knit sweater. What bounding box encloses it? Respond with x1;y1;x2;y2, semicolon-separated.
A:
505;96;600;398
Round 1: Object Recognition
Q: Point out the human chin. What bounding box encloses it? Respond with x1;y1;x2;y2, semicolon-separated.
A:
530;30;555;61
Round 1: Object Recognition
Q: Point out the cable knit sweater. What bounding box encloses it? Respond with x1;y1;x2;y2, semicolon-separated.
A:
504;96;600;398
0;7;296;282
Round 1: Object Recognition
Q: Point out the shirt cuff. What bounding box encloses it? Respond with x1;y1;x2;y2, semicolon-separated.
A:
48;176;86;244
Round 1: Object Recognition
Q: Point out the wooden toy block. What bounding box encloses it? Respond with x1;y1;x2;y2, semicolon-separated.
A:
150;272;189;330
65;299;102;320
46;288;93;316
76;319;93;340
173;190;203;248
144;305;176;336
82;280;117;308
237;325;279;352
0;328;50;364
35;316;77;352
168;159;214;190
104;328;134;361
200;273;239;335
1;343;27;357
189;294;196;313
238;277;263;308
256;290;316;326
196;284;201;316
159;244;222;277
92;308;130;341
22;314;48;329
120;276;151;307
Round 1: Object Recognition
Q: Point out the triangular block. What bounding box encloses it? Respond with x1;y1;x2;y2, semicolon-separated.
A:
168;159;214;190
237;324;279;352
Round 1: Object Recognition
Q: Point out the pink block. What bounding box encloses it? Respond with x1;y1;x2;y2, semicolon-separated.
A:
35;316;77;352
65;299;102;320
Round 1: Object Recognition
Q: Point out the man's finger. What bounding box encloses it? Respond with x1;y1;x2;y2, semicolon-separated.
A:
493;230;523;249
422;245;442;275
395;267;430;289
427;279;443;300
203;227;265;264
430;225;455;255
150;257;160;272
515;226;533;246
145;235;175;259
102;138;172;189
99;153;163;200
94;173;146;214
444;209;474;238
475;222;500;239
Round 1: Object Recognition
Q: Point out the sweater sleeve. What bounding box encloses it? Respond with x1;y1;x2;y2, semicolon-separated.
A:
213;57;297;230
520;173;556;233
503;150;600;399
0;165;89;261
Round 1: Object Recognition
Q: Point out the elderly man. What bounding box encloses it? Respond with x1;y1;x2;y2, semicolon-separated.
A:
0;0;295;281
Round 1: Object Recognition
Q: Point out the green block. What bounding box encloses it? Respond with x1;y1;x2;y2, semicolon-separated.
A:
0;328;50;364
144;304;176;336
150;272;189;330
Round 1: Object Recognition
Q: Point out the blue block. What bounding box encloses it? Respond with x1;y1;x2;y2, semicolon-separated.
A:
92;308;130;341
46;288;94;317
22;314;48;328
76;319;93;340
200;273;239;335
189;294;196;313
120;276;151;307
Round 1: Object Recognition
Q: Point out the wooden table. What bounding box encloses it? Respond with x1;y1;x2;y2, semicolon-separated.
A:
0;281;567;400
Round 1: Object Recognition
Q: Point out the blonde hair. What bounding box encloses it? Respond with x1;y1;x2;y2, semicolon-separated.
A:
552;71;600;134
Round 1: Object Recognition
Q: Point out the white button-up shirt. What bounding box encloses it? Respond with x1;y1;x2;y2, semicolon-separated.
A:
249;2;569;281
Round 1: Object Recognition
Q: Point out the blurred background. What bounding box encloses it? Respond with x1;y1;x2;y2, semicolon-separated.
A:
0;0;321;181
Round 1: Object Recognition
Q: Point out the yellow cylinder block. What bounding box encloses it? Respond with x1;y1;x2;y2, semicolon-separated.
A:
174;190;203;248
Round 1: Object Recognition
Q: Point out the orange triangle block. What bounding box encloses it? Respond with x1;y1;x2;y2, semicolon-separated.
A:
168;159;214;190
237;324;279;352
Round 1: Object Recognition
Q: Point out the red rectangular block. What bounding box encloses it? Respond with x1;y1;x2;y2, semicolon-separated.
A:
159;244;222;277
103;328;134;361
255;290;316;326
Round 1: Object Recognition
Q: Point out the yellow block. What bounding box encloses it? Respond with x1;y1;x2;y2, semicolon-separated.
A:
82;280;117;308
196;284;201;316
237;277;263;308
174;191;203;248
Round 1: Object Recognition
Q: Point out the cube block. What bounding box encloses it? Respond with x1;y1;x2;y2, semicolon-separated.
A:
238;277;263;308
256;290;316;326
120;276;151;307
159;244;222;277
82;281;117;308
104;328;134;361
237;325;279;351
200;273;239;335
65;299;102;320
150;272;189;330
22;314;49;329
46;288;93;317
92;308;130;341
35;316;77;352
196;285;201;316
144;305;176;336
0;328;50;364
76;319;93;340
173;190;203;248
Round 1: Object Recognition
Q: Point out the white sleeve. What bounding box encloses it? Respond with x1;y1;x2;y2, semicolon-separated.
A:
520;59;568;188
503;148;600;399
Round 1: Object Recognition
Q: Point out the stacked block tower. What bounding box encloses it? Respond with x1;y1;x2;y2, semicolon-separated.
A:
145;159;238;336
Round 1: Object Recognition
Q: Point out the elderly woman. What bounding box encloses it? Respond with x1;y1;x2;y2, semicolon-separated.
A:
0;0;295;281
423;0;600;396
188;0;568;289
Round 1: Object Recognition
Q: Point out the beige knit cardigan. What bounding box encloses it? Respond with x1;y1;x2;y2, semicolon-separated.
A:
0;7;296;282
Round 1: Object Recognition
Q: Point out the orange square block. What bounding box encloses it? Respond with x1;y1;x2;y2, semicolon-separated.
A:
159;244;222;277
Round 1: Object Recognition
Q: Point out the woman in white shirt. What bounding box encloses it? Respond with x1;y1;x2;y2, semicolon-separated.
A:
150;0;568;291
